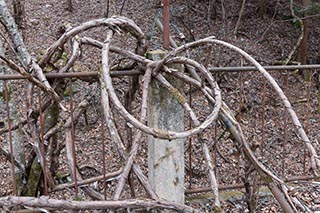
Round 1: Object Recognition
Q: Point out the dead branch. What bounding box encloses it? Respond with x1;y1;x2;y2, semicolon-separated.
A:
234;0;246;35
67;0;72;12
0;196;200;212
208;0;217;21
221;0;227;33
256;0;279;43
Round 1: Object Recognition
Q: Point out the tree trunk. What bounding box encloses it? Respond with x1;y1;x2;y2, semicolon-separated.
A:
208;0;217;20
67;0;73;12
12;0;25;30
298;0;310;80
258;0;268;17
0;38;26;196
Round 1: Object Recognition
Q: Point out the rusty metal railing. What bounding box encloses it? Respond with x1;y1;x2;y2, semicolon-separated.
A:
0;65;319;209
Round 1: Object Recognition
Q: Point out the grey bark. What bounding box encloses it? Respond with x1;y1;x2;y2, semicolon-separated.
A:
0;0;60;103
0;1;29;65
0;38;26;195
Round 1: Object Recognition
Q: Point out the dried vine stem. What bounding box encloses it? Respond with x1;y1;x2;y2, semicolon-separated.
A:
99;31;157;202
100;31;138;200
98;36;158;199
41;17;156;201
100;76;157;199
58;36;80;74
104;59;222;139
0;196;199;212
65;114;104;200
95;20;221;205
39;16;147;66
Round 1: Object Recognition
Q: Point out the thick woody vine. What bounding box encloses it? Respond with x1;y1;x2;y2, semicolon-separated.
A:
0;12;319;212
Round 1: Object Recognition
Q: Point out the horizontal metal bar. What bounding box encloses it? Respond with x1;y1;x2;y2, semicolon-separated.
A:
0;64;320;80
185;175;320;194
0;70;143;80
209;64;320;72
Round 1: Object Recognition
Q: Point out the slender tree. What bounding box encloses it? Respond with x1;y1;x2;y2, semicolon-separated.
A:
12;0;25;30
298;0;310;80
258;0;268;17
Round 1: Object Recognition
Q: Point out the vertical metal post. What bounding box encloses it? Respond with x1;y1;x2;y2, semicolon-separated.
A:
304;70;312;174
69;79;78;197
282;71;289;177
163;0;170;49
188;85;192;189
4;80;17;195
260;78;266;156
100;90;107;200
38;88;48;195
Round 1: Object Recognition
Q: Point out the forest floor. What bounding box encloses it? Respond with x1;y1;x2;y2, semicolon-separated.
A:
1;0;320;212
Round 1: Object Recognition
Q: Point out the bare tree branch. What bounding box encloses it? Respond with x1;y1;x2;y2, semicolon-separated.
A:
0;196;200;212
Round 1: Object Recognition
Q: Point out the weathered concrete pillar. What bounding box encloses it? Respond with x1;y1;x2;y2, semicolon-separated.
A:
147;50;185;205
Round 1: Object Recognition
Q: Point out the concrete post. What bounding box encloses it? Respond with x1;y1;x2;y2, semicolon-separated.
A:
147;50;185;205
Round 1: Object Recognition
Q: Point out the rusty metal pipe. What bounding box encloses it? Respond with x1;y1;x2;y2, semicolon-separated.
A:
185;175;320;194
163;0;170;49
1;64;320;80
